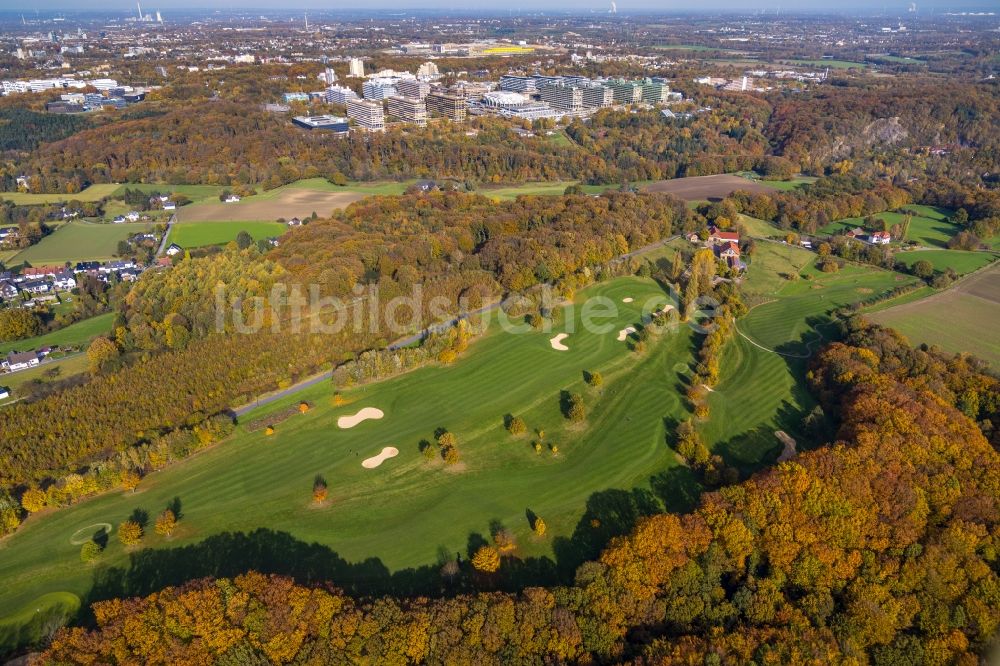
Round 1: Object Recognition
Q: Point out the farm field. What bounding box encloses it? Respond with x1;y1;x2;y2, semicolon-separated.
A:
0;254;919;640
168;221;287;248
894;249;996;276
642;174;779;201
870;262;1000;367
177;187;367;223
7;222;149;265
0;312;114;355
0;184;121;206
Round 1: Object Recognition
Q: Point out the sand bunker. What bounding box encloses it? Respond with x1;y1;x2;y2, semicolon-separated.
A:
653;304;675;317
362;446;399;469
550;333;570;351
617;326;637;342
622;297;634;303
337;407;385;429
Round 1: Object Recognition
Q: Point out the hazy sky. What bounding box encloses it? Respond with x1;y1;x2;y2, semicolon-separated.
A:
4;0;998;12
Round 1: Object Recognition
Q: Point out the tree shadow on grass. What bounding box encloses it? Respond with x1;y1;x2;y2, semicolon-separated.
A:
76;484;684;626
551;488;663;579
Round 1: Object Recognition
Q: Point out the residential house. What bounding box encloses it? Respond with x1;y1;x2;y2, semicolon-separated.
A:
126;211;141;221
119;267;143;282
162;201;176;211
869;231;891;245
845;227;865;240
716;241;745;271
74;261;101;273
287;217;303;226
165;243;183;256
687;232;701;243
20;265;61;280
0;226;19;245
112;215;127;224
224;194;241;203
20;279;52;294
5;351;40;371
53;271;77;290
0;280;18;300
708;230;740;246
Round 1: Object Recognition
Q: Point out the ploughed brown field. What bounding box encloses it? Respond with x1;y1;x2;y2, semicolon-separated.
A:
176;189;367;222
642;174;777;201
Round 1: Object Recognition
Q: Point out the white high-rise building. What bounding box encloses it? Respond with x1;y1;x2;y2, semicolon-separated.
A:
416;61;440;78
348;58;365;78
324;85;358;105
347;98;385;131
362;78;398;100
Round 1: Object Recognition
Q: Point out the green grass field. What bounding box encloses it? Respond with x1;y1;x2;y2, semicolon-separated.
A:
111;184;229;205
739;215;786;240
741;241;917;357
8;222;149;265
168;221;288;248
256;178;413;199
0;353;89;400
819;207;957;249
0;184;121;206
894;250;996;276
0;313;114;355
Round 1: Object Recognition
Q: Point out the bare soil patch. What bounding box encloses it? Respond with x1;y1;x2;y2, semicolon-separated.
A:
643;174;777;201
177;189;366;222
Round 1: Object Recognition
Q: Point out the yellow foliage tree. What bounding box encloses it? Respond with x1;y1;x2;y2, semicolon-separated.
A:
120;470;141;493
471;545;500;572
533;517;547;537
20;487;46;513
154;509;176;537
118;520;143;546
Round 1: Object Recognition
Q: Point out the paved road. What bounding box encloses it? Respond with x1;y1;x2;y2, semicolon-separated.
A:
232;236;678;417
156;214;176;255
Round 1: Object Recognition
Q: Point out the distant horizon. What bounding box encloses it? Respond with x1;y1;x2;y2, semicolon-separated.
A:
1;2;998;16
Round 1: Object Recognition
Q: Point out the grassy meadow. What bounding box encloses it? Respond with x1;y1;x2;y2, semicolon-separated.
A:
0;184;121;206
0;313;114;355
7;222;150;265
168;221;287;248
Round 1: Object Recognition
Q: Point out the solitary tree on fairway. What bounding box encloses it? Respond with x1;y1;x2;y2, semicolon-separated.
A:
80;541;102;562
118;520;143;546
313;477;328;503
155;509;177;537
533;517;547;537
506;416;527;436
